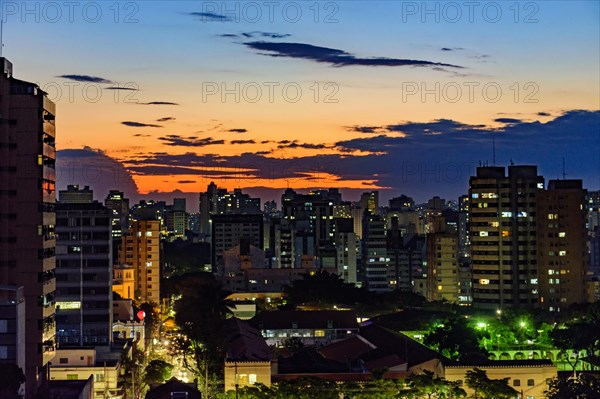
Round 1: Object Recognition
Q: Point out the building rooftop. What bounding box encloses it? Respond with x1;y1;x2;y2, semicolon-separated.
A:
145;377;201;399
251;310;358;330
224;318;271;362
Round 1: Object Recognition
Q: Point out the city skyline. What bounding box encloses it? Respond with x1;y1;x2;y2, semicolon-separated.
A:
2;1;598;206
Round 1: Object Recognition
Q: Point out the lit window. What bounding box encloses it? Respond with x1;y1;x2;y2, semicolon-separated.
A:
249;374;257;385
501;212;512;218
559;251;566;256
479;231;488;237
480;279;490;285
558;232;566;238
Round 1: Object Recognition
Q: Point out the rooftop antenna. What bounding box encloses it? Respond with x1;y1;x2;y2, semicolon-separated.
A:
562;158;567;180
0;19;4;57
492;136;496;166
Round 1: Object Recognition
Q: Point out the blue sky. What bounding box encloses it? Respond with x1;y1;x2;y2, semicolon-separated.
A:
3;1;599;206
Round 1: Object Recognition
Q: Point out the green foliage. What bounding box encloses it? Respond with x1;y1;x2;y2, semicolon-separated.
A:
143;359;173;385
405;370;466;399
550;306;600;372
424;317;485;360
465;368;517;399
0;363;25;399
217;376;466;399
284;270;362;307
546;374;600;398
173;272;233;397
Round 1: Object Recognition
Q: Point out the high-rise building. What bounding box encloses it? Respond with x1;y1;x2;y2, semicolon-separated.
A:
360;191;379;215
104;190;130;236
165;198;189;240
389;195;415;212
587;191;600;278
199;183;261;241
55;192;113;345
104;190;130;265
211;214;264;275
119;220;160;303
458;195;471;262
334;219;358;285
0;57;57;398
427;232;459;302
537;180;588;311
362;213;390;292
281;189;336;245
469;165;544;309
58;185;93;204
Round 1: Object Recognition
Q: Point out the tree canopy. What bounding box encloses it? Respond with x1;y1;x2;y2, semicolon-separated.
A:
464;368;517;399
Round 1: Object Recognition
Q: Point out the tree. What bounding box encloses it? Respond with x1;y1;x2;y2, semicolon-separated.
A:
284;270;362;308
550;319;599;375
143;359;173;386
405;370;466;399
546;374;600;399
0;363;25;399
173;272;233;398
424;318;485;360
465;368;517;399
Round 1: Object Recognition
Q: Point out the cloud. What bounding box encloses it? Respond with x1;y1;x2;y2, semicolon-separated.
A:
57;74;112;83
441;47;464;51
122;121;162;128
242;41;463;69
158;135;225;147
229;128;248;133
231;139;256;144
222;31;291;39
277;140;331;150
133;133;151;137
177;180;196;184
156;117;176;122
57;147;139;201
346;125;387;134
494;118;523;124
537;112;551;116
139;101;179;106
189;12;230;21
115;110;598;204
104;86;137;91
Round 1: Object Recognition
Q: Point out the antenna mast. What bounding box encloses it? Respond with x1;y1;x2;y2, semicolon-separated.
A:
492;136;496;166
562;158;567;180
0;19;4;57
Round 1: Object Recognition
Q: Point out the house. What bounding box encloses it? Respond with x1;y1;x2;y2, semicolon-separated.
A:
250;310;359;347
444;359;557;399
223;318;275;393
49;345;129;399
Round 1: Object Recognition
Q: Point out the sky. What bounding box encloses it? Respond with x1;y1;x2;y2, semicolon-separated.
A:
3;1;599;210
